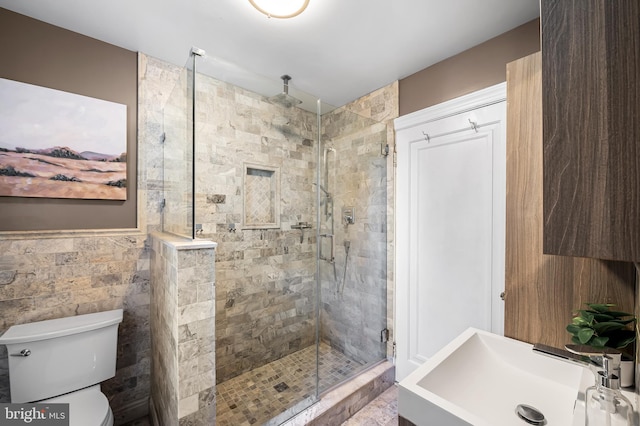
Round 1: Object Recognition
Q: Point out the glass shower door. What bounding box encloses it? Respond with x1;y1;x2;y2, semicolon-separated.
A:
317;105;388;393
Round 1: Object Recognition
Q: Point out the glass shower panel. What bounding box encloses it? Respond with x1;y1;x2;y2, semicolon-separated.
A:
192;54;322;425
161;55;194;238
317;105;388;393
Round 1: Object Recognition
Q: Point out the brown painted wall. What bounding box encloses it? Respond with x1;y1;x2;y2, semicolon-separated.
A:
0;8;137;230
399;19;540;116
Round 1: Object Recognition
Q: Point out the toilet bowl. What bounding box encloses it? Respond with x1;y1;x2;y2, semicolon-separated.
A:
44;385;113;426
0;309;123;426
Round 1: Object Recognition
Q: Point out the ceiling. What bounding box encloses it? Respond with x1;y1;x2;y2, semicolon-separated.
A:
0;0;539;110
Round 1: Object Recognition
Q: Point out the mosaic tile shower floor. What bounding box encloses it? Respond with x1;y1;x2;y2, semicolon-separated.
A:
215;342;364;426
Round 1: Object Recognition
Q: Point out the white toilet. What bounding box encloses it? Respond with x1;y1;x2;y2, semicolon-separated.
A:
0;309;123;426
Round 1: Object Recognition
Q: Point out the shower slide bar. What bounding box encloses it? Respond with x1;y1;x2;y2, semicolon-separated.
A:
319;233;335;263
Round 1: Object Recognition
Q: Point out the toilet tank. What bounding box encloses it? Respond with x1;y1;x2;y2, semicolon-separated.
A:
0;309;123;403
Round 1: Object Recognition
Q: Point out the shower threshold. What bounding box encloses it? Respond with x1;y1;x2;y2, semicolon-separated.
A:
281;359;395;426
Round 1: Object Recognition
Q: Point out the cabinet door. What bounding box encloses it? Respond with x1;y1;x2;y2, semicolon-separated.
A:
505;52;636;347
542;0;640;261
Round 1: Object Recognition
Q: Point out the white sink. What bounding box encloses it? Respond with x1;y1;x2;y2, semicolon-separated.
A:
398;328;585;426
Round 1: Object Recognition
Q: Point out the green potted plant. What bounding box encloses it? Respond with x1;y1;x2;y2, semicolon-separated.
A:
567;303;636;387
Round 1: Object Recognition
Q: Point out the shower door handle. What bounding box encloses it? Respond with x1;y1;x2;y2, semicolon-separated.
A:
319;233;335;263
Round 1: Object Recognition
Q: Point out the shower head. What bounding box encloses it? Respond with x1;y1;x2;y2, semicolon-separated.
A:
268;75;302;108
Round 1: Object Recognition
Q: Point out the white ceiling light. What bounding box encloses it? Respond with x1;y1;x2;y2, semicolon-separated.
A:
249;0;310;19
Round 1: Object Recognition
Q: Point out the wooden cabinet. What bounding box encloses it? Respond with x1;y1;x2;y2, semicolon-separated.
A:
541;0;640;261
504;53;635;348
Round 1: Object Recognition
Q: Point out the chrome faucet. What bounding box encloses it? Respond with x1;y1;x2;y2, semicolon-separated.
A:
532;343;622;380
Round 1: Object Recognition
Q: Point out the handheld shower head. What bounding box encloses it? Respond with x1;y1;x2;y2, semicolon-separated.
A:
312;182;331;197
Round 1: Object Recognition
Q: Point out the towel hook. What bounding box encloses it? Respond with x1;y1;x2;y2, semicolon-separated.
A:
468;119;479;133
422;131;431;142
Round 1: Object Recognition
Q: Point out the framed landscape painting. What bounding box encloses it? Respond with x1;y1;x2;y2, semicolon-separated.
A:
0;78;127;200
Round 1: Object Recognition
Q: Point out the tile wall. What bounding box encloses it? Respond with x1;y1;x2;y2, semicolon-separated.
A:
149;234;216;426
0;233;151;423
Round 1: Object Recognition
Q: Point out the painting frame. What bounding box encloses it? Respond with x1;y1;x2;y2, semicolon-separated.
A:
0;78;128;200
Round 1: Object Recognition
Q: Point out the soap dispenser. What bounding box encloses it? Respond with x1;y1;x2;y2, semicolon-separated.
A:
585;353;633;425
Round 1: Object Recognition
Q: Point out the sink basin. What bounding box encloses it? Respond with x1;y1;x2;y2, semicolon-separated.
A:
398;328;585;425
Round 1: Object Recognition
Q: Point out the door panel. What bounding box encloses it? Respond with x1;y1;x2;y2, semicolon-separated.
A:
395;86;506;381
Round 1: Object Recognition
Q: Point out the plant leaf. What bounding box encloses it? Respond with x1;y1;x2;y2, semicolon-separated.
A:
590;336;609;348
575;311;595;324
615;318;636;325
566;324;583;334
592;321;626;334
578;328;594;344
606;311;635;319
572;316;589;326
607;330;636;349
614;335;636;349
591;313;615;322
586;303;615;313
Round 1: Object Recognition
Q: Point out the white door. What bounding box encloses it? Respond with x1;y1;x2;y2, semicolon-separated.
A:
394;84;506;381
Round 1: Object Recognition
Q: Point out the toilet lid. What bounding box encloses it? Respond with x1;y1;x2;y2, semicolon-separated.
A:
41;384;111;426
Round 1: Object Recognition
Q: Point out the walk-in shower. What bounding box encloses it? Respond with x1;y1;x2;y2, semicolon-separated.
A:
160;48;389;425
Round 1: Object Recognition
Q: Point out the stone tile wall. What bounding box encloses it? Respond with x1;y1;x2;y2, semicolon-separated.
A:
149;235;179;425
149;234;216;426
0;233;151;424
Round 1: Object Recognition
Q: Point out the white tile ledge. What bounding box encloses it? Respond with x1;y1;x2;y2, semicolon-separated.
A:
151;231;217;250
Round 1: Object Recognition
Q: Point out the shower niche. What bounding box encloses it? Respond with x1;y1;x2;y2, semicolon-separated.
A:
242;163;281;229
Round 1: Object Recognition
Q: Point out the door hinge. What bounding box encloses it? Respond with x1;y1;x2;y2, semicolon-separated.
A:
160;132;166;144
381;328;390;343
160;199;166;210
